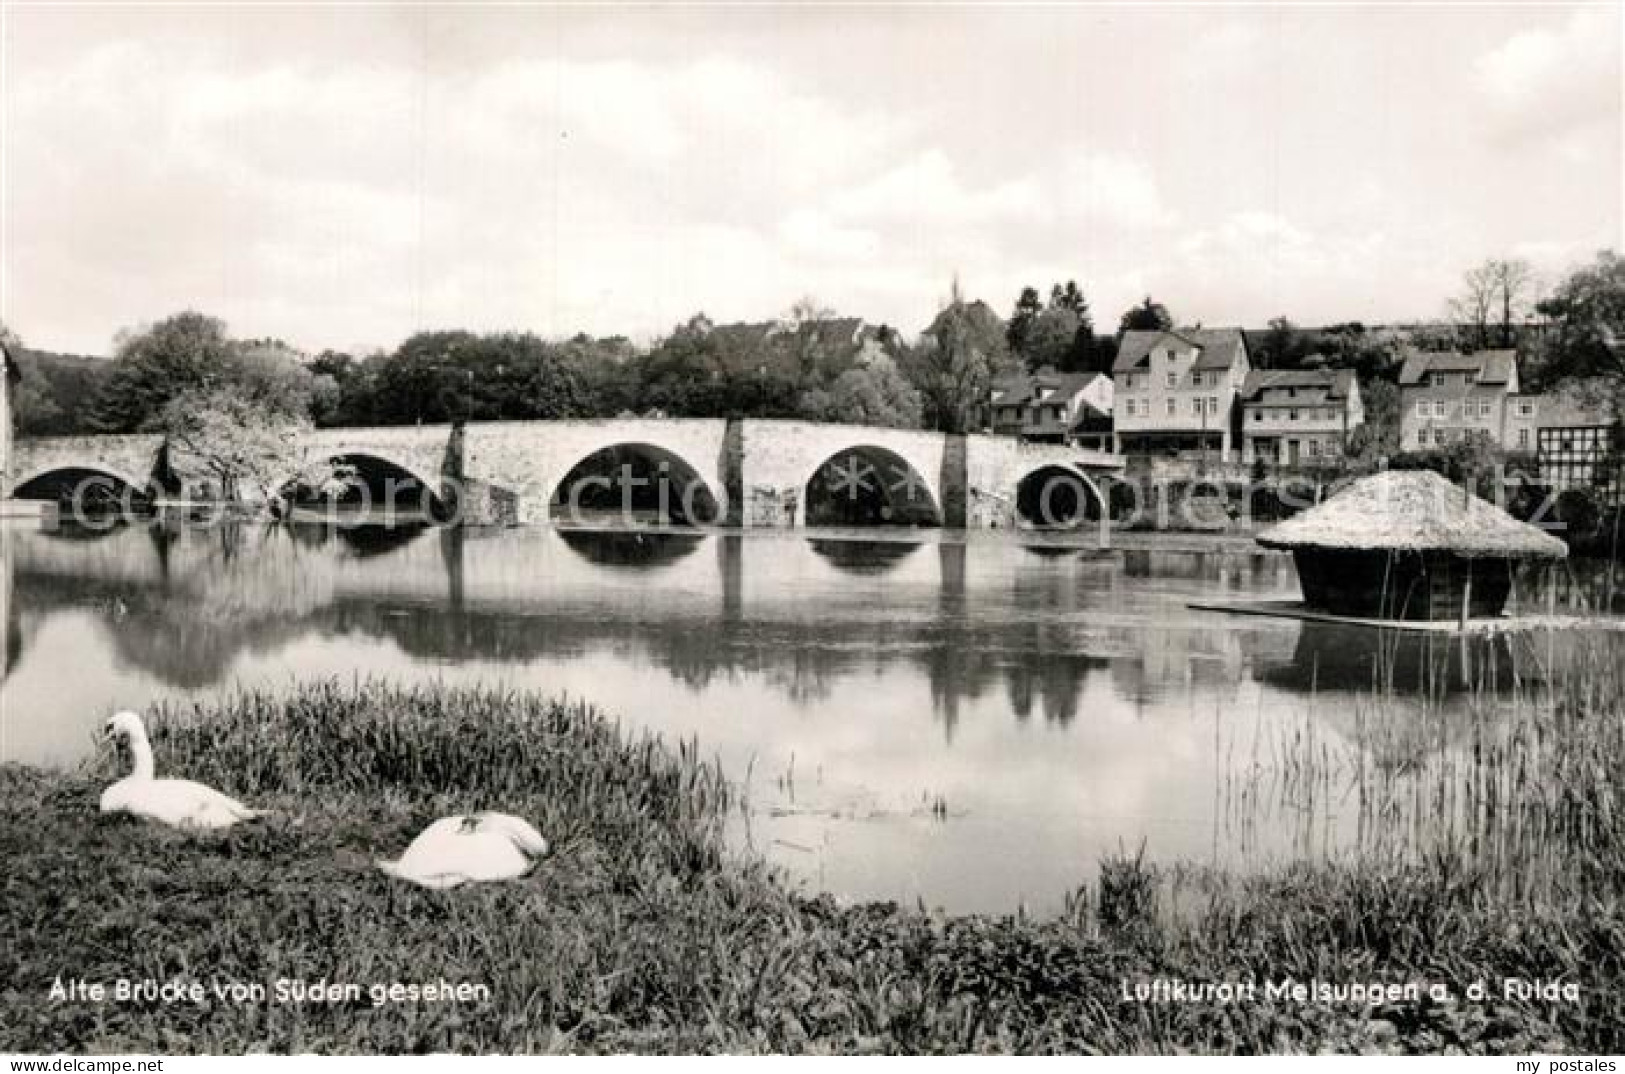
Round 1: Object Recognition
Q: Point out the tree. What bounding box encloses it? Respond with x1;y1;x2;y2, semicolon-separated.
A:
1490;259;1535;348
634;315;734;418
153;384;310;503
1051;280;1088;317
1449;258;1534;350
1118;297;1173;334
1008;280;1096;371
1529;250;1625;386
804;353;922;429
1005;287;1044;357
1256;316;1308;370
0;324;116;436
307;350;361;426
1318;322;1403;382
358;330;587;425
905;283;1011;434
1052;280;1096;371
1021;306;1082;371
91;311;237;432
1346;379;1400;464
556;334;640;418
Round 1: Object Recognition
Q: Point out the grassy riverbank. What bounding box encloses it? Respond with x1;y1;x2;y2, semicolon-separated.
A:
2;679;1621;1054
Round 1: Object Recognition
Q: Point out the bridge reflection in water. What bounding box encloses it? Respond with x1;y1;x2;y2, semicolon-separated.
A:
0;520;1592;914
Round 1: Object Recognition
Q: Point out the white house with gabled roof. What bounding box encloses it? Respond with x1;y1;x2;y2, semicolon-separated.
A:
1111;328;1251;459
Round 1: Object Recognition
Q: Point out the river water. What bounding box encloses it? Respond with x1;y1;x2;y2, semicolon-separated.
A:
0;519;1597;913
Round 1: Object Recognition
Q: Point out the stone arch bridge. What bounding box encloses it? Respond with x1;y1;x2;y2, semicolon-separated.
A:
5;419;1123;529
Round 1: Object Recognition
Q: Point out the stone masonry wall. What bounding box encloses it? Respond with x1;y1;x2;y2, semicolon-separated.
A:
8;420;1123;529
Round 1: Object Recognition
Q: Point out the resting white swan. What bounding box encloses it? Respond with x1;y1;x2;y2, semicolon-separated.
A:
99;711;270;830
377;812;549;889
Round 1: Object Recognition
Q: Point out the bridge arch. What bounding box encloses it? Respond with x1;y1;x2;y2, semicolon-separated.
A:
803;444;942;527
548;442;722;526
278;451;447;519
8;463;154;507
1012;462;1107;532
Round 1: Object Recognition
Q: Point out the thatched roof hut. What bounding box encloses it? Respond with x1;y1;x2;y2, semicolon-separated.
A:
1257;470;1566;621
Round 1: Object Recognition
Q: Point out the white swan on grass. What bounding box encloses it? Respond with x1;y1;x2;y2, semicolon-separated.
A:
99;711;271;830
377;812;550;889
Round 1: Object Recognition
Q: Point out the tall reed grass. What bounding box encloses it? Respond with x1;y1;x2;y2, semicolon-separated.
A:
1219;625;1624;908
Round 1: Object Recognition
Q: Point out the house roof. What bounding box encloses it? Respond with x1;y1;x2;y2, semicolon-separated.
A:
1256;470;1567;559
1070;399;1113;432
1397;349;1517;386
1114;328;1248;374
990;369;1103;407
1240;368;1356;402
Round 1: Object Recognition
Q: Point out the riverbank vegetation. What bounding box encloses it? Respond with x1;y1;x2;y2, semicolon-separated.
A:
1;668;1621;1054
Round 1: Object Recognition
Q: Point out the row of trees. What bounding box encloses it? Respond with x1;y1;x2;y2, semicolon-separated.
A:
8;252;1622;451
3;287;1049;440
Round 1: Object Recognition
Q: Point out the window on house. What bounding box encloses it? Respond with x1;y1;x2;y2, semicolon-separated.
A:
1190;399;1202;417
1289;408;1299;421
1518;428;1530;449
1418;428;1430;447
1435;401;1448;418
1166;371;1178;388
1431;373;1445;387
1207;396;1218;414
1252;410;1262;422
1166;398;1177;417
1415;401;1429;418
1517;400;1534;418
1309;440;1321;457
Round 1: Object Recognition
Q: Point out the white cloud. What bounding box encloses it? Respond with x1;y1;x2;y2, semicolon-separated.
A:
824;149;1042;227
1054;152;1174;231
1165;211;1414;326
1475;5;1619;146
2;7;1616;352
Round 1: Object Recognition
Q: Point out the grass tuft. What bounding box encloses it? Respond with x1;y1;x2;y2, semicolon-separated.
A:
2;675;1621;1054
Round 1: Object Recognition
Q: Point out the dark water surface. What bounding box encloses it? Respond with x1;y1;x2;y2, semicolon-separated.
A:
0;520;1593;913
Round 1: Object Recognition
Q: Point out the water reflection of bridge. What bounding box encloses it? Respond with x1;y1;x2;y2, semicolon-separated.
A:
2;523;1322;732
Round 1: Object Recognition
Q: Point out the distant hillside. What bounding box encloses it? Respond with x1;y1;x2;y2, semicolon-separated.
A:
12;347;113;436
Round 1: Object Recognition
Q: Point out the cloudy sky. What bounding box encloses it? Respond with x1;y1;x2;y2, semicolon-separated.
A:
1;3;1619;357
